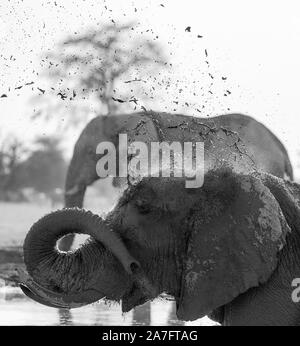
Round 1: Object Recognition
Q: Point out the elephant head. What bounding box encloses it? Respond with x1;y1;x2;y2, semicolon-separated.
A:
60;113;158;250
20;208;157;309
64;116;113;209
64;113;158;209
21;167;300;325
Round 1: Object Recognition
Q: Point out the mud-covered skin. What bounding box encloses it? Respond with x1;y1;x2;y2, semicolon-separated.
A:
22;167;300;325
60;112;293;251
177;171;290;321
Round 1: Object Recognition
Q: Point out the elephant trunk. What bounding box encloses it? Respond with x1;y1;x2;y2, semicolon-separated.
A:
64;159;87;208
64;185;86;208
21;208;140;308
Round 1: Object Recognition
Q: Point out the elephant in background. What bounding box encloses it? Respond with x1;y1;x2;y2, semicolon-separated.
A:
61;111;293;250
20;166;300;325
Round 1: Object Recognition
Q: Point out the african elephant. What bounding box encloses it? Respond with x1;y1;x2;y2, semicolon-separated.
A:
20;166;300;325
61;111;293;250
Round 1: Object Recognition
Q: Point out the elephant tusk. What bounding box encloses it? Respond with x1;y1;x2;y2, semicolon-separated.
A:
19;284;73;309
18;268;96;309
17;268;79;308
65;185;80;196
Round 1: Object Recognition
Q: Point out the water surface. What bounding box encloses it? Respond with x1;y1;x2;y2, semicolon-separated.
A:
0;287;217;326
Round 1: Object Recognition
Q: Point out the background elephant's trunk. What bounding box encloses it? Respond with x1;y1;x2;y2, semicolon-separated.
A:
64;157;89;208
22;208;139;308
62;181;86;251
61;156;96;251
64;184;86;208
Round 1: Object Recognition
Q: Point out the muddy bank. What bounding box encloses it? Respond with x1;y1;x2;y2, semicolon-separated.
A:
0;247;24;286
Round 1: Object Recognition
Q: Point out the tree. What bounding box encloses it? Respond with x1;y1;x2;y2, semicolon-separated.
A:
0;136;26;200
22;136;67;194
32;22;168;126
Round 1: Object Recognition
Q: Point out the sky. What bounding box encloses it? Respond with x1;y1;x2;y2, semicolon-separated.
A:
1;0;300;177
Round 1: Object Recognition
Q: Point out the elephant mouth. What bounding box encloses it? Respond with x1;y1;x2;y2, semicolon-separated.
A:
121;264;158;313
121;284;150;313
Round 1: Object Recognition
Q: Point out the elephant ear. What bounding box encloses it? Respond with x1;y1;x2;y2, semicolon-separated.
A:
177;168;291;321
260;173;300;228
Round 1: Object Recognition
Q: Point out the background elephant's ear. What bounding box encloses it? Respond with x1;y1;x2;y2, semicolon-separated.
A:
177;170;291;321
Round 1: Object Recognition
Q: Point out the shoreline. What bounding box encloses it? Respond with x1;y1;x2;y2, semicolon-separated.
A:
0;247;24;287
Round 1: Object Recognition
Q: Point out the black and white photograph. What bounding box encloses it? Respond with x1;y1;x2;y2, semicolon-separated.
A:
0;0;300;329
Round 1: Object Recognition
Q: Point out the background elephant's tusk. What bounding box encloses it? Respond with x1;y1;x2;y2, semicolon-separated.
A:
65;185;80;196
